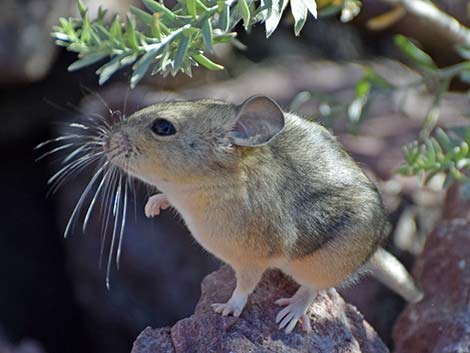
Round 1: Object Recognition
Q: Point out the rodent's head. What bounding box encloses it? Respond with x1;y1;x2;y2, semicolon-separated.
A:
104;95;285;186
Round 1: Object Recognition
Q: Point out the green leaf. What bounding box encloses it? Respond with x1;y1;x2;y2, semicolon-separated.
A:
142;0;177;22
459;70;470;84
347;96;367;123
213;31;237;44
238;0;251;30
187;0;197;17
457;46;470;60
356;79;371;98
97;6;107;22
130;6;153;25
202;18;214;52
194;53;224;70
174;34;191;71
109;15;123;40
131;48;158;88
78;0;86;18
435;127;451;150
125;15;139;50
97;54;124;85
68;52;108;71
318;4;341;18
300;0;317;19
394;35;437;70
265;0;287;38
341;0;360;22
218;1;230;32
81;12;92;43
290;0;307;36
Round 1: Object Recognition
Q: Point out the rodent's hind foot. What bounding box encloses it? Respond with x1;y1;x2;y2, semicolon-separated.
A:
144;194;170;218
211;293;248;317
275;286;316;334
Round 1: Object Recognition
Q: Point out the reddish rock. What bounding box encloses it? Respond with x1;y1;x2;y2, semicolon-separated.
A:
393;219;470;353
443;183;470;220
131;266;389;353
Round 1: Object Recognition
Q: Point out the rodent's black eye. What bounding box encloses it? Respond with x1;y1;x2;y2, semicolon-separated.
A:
150;118;176;136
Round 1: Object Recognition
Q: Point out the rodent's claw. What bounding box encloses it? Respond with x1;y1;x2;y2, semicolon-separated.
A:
211;302;243;317
276;303;311;334
145;194;170;218
275;286;316;334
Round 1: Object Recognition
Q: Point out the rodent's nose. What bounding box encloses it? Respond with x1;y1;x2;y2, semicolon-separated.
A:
103;138;111;154
104;131;132;161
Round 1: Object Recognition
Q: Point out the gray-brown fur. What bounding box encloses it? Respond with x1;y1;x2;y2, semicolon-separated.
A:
105;96;422;332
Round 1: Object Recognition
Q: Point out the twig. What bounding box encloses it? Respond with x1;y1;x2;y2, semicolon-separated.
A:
380;0;470;47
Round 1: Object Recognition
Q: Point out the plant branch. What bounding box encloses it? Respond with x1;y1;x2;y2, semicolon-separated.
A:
379;0;470;47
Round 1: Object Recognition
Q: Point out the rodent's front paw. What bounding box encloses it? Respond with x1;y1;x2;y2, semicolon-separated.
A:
211;295;247;317
144;194;170;218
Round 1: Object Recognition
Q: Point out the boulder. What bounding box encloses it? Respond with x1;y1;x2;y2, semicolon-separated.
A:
393;182;470;353
131;266;389;353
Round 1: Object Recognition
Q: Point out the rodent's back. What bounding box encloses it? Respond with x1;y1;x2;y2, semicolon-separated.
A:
249;113;388;261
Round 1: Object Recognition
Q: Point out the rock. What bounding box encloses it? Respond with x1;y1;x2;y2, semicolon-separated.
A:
393;218;470;352
443;182;470;220
131;266;389;353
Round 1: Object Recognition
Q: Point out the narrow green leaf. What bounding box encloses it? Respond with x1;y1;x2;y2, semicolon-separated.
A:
109;15;123;40
120;54;138;66
459;70;470;84
81;13;92;43
213;31;237;43
130;6;153;25
194;53;224;70
347;96;366;123
300;0;317;18
457;46;470;60
78;0;86;18
187;0;197;17
435;127;451;150
174;34;191;71
265;0;287;38
68;52;108;71
394;35;437;70
142;0;177;22
97;55;124;85
126;15;139;50
219;2;230;32
202;18;214;52
97;6;107;22
131;48;158;88
238;0;251;30
340;0;359;22
425;139;436;164
356;79;371;98
290;0;307;36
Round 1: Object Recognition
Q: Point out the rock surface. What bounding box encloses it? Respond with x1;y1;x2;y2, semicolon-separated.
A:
393;184;470;353
131;266;389;353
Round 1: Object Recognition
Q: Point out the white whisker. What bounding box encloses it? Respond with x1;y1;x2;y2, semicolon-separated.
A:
117;166;129;269
106;173;123;289
35;143;76;162
82;167;112;233
64;162;109;238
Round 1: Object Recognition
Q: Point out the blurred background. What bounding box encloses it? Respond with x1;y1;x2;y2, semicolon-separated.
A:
1;1;469;353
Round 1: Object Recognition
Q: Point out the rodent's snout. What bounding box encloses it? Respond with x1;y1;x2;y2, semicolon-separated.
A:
103;130;133;163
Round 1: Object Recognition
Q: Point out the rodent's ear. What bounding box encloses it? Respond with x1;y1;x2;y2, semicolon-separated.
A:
229;96;285;147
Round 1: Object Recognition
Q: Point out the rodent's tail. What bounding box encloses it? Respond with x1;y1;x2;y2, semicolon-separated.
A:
369;247;424;303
